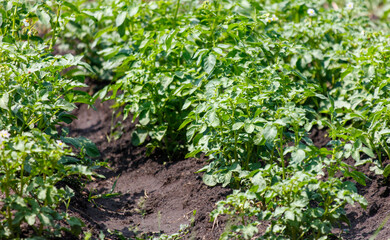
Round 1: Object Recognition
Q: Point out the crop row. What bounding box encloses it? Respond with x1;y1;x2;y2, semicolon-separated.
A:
0;0;101;238
1;0;390;239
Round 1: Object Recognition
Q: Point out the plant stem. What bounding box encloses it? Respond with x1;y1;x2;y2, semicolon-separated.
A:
234;131;238;163
12;4;18;38
278;127;286;180
246;142;252;170
19;156;25;195
49;5;61;51
173;0;181;28
3;161;13;236
294;125;299;146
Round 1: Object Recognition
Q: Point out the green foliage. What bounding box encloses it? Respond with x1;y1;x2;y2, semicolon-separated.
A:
3;0;390;239
57;0;390;238
0;1;97;238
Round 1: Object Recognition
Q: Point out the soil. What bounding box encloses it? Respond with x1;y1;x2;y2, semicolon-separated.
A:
65;95;231;240
63;85;390;240
342;159;390;240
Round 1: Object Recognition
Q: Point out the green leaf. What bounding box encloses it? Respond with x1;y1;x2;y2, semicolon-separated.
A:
139;110;150;126
70;165;94;176
311;50;323;60
150;125;167;141
25;213;36;225
204;53;216;74
361;147;375;158
232;122;244;130
116;11;127;27
244;123;255;134
254;132;265;145
379;129;390;136
350;171;367;186
38;189;47;201
36;10;51;25
68;217;84;236
186;126;197;142
242;223;258;238
178;119;192;130
352;150;360;162
208;111;220;128
251;172;266;190
291;149;305;164
263;125;277;143
0;92;9;110
291;69;307;82
203;172;217;186
221;171;232;187
341;66;353;80
38;213;52;226
185;149;202;158
129;6;139;17
132;128;148;146
341;181;357;193
285;210;295;221
383;165;390;178
182;99;192;110
68;216;84;227
62;137;100;158
78;61;94;73
55;99;76;111
63;1;80;13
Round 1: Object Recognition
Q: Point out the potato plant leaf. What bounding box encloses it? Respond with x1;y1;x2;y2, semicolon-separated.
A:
204;53;216;74
132;128;148;146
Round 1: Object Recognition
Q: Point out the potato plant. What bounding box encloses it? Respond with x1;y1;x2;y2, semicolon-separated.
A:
0;0;99;238
2;0;390;239
56;0;390;239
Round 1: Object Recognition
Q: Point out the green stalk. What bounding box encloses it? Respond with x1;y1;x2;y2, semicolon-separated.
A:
246;142;252;170
49;5;61;51
234;131;238;163
270;145;275;164
19;156;25;195
328;201;345;215
173;0;181;28
157;105;171;160
215;111;228;161
12;4;18;38
229;100;238;163
210;0;220;47
383;141;390;163
278;127;286;180
369;136;382;167
294;125;299;146
3;161;13;236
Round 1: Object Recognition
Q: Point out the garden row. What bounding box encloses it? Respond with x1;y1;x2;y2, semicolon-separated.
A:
0;0;100;238
1;0;390;239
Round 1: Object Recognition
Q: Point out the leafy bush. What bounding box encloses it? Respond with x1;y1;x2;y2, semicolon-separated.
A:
0;1;98;238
